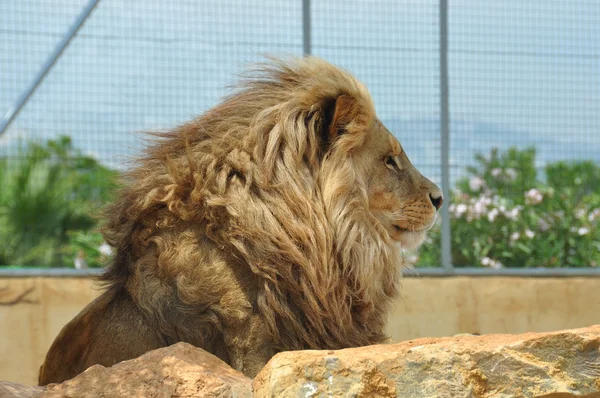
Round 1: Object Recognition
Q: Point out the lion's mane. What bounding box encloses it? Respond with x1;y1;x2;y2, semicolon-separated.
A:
101;57;402;353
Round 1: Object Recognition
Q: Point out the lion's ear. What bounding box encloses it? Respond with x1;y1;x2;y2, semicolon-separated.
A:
320;94;371;154
328;94;360;141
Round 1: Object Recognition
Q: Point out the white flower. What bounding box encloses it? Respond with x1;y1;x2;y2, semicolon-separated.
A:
525;188;543;205
589;208;600;222
469;177;485;192
575;208;586;219
505;168;517;181
578;227;590;236
537;218;550;232
472;201;487;219
481;257;503;269
510;232;520;241
487;208;500;222
525;229;535;239
506;207;521;221
99;242;113;256
480;196;492;206
491;168;502;177
455;204;468;216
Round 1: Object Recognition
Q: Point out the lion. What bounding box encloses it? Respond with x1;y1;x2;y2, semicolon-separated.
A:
38;56;443;385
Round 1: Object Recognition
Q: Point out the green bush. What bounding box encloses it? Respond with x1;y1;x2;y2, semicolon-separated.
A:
0;136;118;268
415;147;600;268
1;138;598;269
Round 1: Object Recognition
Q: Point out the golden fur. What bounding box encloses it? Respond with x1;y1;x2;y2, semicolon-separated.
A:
39;57;442;384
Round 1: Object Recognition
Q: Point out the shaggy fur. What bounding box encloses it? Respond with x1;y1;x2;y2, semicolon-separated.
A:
39;57;442;384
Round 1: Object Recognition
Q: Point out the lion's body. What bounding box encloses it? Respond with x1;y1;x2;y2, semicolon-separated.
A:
39;57;441;385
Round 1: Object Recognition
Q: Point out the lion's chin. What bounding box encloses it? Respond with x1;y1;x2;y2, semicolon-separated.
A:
391;228;427;251
387;216;437;250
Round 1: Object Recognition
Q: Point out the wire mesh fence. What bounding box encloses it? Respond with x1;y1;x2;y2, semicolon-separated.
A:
444;1;600;270
0;0;598;271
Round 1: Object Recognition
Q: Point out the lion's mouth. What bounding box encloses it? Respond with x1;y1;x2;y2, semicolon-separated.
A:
392;224;428;234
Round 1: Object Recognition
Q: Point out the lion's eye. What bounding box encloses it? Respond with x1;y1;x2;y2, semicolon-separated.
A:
385;156;399;171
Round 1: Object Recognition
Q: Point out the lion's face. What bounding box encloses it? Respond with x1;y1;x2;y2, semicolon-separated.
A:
359;119;443;250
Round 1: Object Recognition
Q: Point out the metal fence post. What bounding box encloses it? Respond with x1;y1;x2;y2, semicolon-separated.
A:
440;0;453;271
302;0;311;56
0;0;101;137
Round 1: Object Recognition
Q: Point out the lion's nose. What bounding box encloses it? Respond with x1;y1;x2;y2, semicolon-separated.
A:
429;192;443;210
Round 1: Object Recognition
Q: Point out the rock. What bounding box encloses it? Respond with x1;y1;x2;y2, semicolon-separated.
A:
0;381;44;398
4;326;599;397
254;325;600;398
40;342;252;398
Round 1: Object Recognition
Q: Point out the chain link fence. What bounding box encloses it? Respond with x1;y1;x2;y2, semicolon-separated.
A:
1;1;599;273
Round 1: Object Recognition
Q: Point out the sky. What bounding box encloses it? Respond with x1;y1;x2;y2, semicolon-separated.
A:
1;0;599;185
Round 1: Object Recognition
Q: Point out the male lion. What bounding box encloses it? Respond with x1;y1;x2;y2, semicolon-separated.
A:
39;57;442;384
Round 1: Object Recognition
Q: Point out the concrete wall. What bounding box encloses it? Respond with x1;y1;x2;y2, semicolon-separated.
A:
1;276;599;385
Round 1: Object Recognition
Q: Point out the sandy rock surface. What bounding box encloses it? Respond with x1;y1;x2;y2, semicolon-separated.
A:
40;342;252;398
0;381;44;398
2;326;599;397
254;325;600;398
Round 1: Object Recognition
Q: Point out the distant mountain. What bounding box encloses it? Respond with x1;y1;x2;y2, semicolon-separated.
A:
382;118;600;184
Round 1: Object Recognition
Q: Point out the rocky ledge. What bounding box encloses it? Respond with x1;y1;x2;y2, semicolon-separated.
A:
1;325;599;398
255;325;600;397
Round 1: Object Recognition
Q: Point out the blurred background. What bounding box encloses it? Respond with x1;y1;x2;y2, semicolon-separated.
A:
0;1;599;271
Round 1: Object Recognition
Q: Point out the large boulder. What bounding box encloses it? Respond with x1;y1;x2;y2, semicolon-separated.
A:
40;342;252;398
2;326;599;397
254;325;600;397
